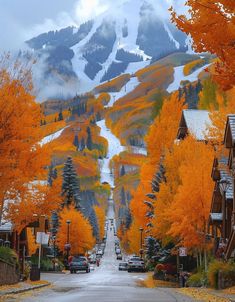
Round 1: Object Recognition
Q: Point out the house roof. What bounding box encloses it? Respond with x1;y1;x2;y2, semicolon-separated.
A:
0;221;13;233
224;115;235;148
177;109;212;141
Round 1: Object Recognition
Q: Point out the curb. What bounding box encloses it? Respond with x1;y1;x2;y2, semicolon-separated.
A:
0;283;50;296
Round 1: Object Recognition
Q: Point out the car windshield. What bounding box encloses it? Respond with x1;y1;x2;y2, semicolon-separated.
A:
73;257;86;262
129;257;141;261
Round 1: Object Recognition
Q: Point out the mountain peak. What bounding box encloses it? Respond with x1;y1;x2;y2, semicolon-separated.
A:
27;0;188;99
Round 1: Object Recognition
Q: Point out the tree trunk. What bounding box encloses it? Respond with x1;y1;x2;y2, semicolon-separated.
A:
204;248;208;272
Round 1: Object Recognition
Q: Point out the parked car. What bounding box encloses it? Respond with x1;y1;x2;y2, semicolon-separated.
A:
70;256;90;273
127;256;145;272
119;262;128;271
117;254;122;260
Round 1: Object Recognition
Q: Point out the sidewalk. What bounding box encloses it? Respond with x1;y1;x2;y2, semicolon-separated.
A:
0;280;50;297
178;287;235;302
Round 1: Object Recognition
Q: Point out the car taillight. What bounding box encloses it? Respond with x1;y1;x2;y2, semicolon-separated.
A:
129;261;133;264
83;261;87;265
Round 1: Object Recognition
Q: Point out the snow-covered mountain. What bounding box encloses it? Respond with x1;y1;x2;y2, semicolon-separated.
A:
27;0;188;99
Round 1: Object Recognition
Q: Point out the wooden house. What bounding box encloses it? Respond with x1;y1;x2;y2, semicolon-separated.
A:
177;109;211;141
209;115;235;259
223;115;235;259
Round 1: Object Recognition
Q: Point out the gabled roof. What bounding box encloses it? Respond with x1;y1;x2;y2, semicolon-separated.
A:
0;221;13;233
177;109;212;141
224;115;235;148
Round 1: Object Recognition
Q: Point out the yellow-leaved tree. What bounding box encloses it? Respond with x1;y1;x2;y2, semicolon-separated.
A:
57;207;95;255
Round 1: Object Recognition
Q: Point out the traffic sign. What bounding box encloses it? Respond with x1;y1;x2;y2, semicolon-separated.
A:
179;247;187;257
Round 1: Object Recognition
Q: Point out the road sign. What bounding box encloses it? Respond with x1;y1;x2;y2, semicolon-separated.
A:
179;247;187;257
36;232;49;245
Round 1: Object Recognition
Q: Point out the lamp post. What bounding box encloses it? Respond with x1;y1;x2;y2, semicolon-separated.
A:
219;178;231;241
65;220;71;260
139;227;144;259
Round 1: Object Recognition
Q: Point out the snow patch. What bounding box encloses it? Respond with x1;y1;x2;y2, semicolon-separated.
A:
105;76;140;108
167;63;211;93
39;127;68;146
163;22;180;49
97;120;125;187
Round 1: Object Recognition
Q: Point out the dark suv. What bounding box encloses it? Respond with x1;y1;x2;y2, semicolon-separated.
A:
70;256;90;273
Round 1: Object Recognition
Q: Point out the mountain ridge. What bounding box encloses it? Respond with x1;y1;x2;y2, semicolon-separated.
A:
26;0;188;99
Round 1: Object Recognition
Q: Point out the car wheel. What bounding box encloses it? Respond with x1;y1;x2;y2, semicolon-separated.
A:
70;270;73;274
128;269;131;273
86;269;89;273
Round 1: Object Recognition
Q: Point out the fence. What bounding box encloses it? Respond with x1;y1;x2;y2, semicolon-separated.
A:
217;270;235;289
0;258;19;285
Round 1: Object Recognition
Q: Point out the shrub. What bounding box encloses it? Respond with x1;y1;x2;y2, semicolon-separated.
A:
0;247;19;267
40;257;53;271
187;271;208;287
207;260;235;289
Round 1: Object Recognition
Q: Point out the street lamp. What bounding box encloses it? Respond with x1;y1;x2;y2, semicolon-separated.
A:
139;227;144;259
65;220;71;260
219;178;231;240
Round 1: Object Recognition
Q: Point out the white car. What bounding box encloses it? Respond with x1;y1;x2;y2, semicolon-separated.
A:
97;249;103;256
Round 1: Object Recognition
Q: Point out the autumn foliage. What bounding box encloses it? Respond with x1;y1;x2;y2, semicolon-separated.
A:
94;206;106;241
56;207;95;255
0;68;51;226
126;92;186;252
171;1;235;90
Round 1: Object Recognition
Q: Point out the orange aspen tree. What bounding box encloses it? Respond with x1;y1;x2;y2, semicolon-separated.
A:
0;69;50;224
127;93;186;250
94;206;106;241
167;137;214;252
171;1;235;90
56;207;95;255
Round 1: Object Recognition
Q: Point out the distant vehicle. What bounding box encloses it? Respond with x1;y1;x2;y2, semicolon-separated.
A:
117;254;122;260
115;248;121;254
70;256;90;273
88;255;96;264
119;262;128;271
96;249;103;256
127;257;145;272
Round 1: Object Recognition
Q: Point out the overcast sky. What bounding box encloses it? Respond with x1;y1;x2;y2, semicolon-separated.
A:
0;0;110;51
0;0;182;51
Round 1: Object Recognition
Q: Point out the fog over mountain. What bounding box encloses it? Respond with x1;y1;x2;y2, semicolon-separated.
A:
3;0;188;101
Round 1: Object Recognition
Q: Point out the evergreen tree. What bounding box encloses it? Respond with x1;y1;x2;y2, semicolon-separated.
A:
88;207;99;240
145;236;159;260
96;112;101;122
126;191;132;202
73;134;79;150
58;108;63;121
125;207;132;229
120;165;126;176
120;187;126;205
86;127;93;150
48;163;57;187
80;137;86;151
62;156;81;210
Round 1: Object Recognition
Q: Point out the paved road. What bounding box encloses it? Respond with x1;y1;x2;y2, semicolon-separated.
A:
16;200;196;302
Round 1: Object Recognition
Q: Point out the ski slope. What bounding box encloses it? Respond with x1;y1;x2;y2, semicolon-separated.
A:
39;127;67;146
167;64;211;93
97;120;125;188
